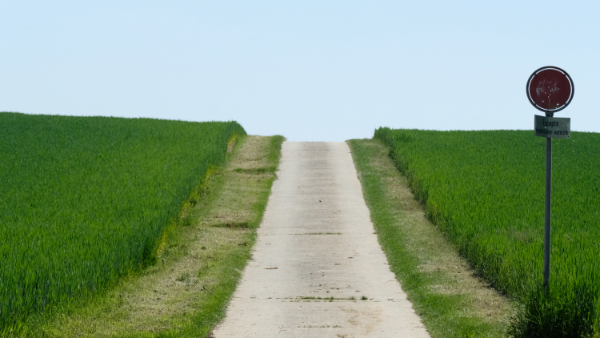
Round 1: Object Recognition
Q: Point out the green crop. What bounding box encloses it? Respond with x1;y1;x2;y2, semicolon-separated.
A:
0;113;245;333
375;128;600;337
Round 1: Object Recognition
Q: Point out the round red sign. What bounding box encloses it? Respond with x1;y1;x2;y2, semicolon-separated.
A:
527;66;574;113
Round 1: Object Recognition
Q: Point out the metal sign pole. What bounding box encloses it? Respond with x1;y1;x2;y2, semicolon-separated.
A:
527;65;574;289
543;124;552;288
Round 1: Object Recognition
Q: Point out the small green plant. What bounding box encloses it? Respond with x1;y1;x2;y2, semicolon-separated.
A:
176;272;192;282
508;283;598;338
181;214;195;227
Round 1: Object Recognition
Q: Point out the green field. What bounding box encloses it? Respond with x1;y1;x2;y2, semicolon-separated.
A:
0;113;245;332
375;128;600;337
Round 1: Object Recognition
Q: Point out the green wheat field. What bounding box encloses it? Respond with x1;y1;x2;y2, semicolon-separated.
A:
376;128;600;337
0;113;245;332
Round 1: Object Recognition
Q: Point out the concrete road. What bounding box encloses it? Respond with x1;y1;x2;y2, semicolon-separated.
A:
213;142;430;338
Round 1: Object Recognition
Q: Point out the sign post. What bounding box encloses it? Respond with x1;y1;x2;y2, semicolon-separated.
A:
526;66;574;288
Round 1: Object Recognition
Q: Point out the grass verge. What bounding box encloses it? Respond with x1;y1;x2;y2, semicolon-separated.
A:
347;138;514;338
28;135;284;338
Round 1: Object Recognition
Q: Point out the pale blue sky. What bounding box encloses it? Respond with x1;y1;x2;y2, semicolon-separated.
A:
2;1;598;141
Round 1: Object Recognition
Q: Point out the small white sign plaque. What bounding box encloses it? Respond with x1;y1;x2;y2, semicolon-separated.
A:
534;115;571;139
